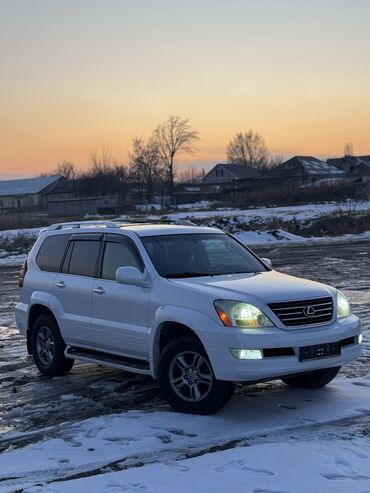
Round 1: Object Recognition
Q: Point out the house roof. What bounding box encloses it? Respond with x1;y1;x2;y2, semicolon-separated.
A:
203;163;260;182
0;175;61;197
272;156;345;176
327;156;370;168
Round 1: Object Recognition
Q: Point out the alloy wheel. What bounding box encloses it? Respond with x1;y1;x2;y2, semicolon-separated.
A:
35;326;55;365
169;351;213;402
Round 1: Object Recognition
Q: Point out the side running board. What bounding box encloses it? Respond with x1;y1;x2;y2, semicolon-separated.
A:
65;346;151;375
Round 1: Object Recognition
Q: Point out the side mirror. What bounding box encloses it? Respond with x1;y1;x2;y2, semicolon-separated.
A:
116;266;150;287
261;257;272;269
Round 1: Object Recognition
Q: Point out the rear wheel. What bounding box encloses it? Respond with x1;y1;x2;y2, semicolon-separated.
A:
31;314;74;376
281;366;340;389
158;336;235;414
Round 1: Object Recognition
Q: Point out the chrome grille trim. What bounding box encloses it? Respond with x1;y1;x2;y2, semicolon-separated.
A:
268;297;334;327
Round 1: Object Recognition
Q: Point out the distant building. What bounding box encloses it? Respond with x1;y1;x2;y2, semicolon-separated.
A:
174;183;203;205
202;163;260;192
0;175;62;212
48;195;120;217
327;156;370;176
268;156;345;186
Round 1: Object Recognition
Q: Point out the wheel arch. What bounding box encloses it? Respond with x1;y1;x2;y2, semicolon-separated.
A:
27;304;57;354
149;306;220;379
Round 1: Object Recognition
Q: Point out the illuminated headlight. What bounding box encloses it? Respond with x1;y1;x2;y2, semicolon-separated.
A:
337;291;350;318
214;300;274;328
230;349;263;360
358;334;363;344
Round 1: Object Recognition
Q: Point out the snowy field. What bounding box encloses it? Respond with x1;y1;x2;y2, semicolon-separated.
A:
166;200;370;222
0;239;369;492
0;201;369;267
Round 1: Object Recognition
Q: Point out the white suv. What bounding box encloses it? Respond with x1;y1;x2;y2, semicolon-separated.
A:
15;220;362;414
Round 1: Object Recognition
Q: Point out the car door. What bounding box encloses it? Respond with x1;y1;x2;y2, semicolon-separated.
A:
91;234;149;359
53;233;102;347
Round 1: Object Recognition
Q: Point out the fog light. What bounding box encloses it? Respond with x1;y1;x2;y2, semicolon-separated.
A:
359;334;363;344
230;349;263;360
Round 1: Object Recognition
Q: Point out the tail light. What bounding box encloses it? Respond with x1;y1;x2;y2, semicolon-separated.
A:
18;258;28;287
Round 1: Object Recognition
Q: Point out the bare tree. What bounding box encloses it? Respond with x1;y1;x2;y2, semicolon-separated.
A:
88;150;116;177
268;154;284;169
55;160;77;180
177;167;205;184
153;115;200;199
54;160;78;197
128;137;163;198
344;142;354;156
226;130;270;169
81;150;127;196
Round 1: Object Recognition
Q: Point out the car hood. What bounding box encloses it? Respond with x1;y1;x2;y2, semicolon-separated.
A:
169;270;335;304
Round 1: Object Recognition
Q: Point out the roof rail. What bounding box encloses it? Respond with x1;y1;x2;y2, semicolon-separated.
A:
47;221;120;231
115;218;196;226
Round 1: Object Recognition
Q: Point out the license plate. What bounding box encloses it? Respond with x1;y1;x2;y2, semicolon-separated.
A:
299;342;341;362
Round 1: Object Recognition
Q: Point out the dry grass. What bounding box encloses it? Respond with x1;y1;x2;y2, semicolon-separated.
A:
0;213;54;231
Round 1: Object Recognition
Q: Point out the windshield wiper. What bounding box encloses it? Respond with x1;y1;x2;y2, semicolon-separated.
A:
226;271;254;275
166;272;214;278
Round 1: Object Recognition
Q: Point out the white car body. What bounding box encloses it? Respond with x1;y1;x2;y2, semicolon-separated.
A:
16;221;362;384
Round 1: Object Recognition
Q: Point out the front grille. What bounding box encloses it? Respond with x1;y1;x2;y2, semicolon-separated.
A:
268;297;333;327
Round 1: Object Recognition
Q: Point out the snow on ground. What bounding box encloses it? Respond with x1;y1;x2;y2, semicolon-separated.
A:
166;200;370;222
0;253;27;266
0;227;40;240
0;201;369;264
234;229;370;245
19;438;370;493
1;377;370;492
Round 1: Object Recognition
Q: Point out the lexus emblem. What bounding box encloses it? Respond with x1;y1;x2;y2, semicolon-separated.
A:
303;305;315;317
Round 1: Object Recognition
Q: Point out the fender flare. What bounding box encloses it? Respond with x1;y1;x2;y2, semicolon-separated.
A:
148;305;221;379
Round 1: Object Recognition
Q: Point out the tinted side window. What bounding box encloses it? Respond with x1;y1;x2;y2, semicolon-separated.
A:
68;240;101;277
36;234;69;272
102;241;143;280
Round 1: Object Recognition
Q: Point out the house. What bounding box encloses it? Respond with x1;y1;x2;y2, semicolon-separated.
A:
0;175;62;212
202;163;261;192
268;156;345;186
327;156;370;176
173;183;204;205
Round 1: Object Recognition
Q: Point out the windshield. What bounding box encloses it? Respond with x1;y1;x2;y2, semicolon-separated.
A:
142;233;267;278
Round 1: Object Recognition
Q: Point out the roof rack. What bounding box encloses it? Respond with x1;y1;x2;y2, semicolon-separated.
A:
116;218;196;226
47;218;197;231
47;221;120;231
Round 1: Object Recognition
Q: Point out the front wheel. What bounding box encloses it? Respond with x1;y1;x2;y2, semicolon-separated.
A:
281;366;341;389
31;314;74;377
158;336;235;414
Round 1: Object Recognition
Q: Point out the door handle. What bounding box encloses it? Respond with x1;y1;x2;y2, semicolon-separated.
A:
93;286;105;294
56;281;66;288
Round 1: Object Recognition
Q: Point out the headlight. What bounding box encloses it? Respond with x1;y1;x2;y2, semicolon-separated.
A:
214;300;274;328
337;291;350;318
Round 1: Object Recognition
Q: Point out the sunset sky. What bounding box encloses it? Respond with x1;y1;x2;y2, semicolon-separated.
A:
0;0;369;178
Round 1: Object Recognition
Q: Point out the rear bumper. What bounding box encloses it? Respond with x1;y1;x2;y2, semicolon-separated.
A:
15;302;28;337
205;315;362;382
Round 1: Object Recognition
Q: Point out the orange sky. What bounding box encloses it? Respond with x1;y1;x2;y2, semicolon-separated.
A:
0;0;369;177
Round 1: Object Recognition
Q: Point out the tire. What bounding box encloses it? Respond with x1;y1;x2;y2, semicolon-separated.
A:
281;366;341;389
158;336;235;415
31;314;74;377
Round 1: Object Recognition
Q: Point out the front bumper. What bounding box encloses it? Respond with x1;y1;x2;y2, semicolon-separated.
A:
205;314;362;382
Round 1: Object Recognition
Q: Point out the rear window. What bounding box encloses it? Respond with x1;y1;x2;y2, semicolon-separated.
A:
36;234;69;272
66;240;101;277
